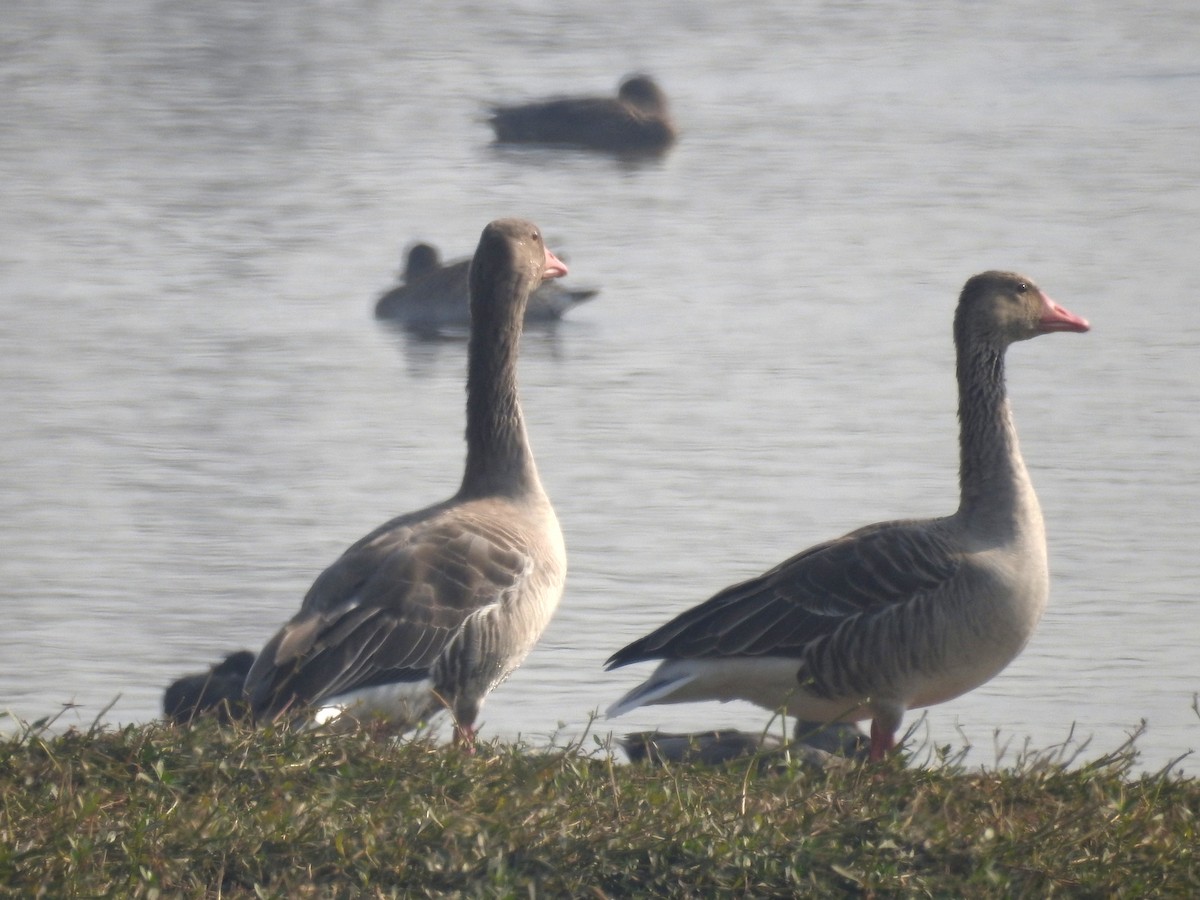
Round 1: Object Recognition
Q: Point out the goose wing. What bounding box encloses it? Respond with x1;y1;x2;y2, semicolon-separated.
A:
247;507;535;717
606;519;962;666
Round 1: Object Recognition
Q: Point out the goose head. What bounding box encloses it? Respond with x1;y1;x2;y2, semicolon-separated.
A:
955;271;1090;350
468;219;568;323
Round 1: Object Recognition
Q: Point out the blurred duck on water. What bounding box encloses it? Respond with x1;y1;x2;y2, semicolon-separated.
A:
376;240;598;335
488;74;677;157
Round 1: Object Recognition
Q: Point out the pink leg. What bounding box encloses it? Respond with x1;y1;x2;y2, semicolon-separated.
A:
869;718;896;762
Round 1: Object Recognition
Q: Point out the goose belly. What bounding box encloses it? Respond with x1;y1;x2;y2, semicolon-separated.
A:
313;679;437;729
614;657;875;724
902;574;1048;710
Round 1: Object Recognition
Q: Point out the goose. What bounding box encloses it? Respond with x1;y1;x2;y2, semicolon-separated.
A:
488;74;677;156
605;272;1089;761
246;218;569;744
620;720;869;768
163;650;255;724
375;241;598;332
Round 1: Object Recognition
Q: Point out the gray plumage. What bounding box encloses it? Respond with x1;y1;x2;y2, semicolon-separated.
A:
488;74;677;157
163;650;255;725
606;271;1090;761
619;720;869;770
247;219;569;743
375;241;598;333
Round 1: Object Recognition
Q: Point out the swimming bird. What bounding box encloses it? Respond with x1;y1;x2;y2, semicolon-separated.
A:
488;74;677;156
605;272;1089;761
375;241;598;332
247;219;570;744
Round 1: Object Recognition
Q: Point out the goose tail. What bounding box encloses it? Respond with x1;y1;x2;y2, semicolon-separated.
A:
606;669;696;719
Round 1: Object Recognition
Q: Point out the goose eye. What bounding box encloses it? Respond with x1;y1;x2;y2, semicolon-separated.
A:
1016;282;1029;293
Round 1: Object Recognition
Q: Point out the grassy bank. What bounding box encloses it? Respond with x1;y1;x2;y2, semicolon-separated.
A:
1;714;1196;897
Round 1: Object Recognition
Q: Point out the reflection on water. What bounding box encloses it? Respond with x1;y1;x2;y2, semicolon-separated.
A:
2;0;1198;773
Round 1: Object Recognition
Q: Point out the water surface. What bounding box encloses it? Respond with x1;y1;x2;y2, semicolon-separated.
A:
2;0;1198;773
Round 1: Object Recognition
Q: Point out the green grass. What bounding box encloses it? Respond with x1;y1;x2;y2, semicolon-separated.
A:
1;712;1196;898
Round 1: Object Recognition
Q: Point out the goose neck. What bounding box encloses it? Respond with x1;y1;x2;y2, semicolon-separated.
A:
459;312;539;499
955;342;1037;533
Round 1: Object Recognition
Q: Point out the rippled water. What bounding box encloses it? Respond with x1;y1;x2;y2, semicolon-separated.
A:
3;0;1198;773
